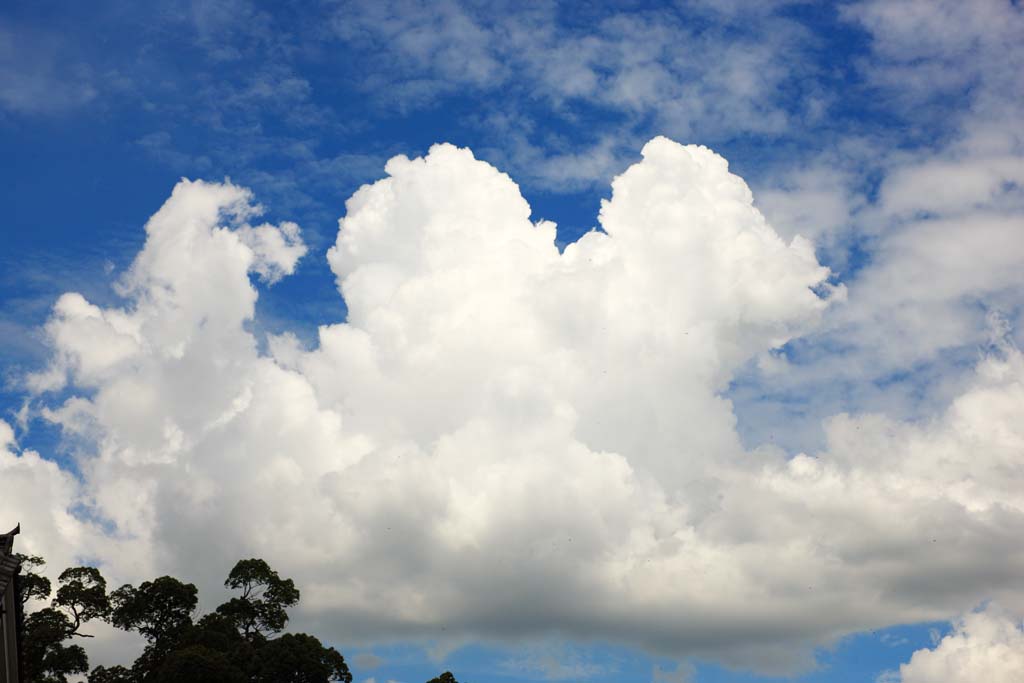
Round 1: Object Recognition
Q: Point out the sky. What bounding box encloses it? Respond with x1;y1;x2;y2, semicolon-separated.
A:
1;1;1023;681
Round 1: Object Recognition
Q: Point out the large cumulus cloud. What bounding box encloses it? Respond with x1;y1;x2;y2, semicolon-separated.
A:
14;138;1024;674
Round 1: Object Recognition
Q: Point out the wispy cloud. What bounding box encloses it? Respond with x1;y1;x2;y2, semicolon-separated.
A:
0;23;99;114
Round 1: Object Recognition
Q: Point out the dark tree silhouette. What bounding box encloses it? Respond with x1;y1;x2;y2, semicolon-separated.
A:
18;557;110;683
85;665;134;683
110;576;198;643
88;558;347;683
54;567;110;635
252;633;352;683
15;554;51;605
155;645;248;683
22;608;89;682
19;553;353;683
217;558;300;640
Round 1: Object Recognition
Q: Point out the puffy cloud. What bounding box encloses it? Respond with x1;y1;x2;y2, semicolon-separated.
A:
0;424;148;666
318;138;831;485
22;138;1024;675
30;179;307;393
0;420;93;574
886;605;1024;683
236;220;307;283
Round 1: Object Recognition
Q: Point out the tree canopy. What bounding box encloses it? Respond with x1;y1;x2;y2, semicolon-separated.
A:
109;576;198;644
18;554;467;683
18;555;353;683
217;557;300;640
17;554;107;682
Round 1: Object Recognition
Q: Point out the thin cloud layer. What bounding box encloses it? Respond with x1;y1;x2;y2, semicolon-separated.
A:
8;138;1024;674
331;0;817;190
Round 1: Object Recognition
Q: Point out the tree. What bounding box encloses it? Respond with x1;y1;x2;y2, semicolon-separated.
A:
15;554;52;605
106;576;198;681
153;611;254;680
54;567;110;635
252;633;352;683
426;672;459;683
86;665;134;683
155;645;247;683
217;558;300;640
17;554;354;683
21;562;110;682
109;576;198;643
22;608;89;683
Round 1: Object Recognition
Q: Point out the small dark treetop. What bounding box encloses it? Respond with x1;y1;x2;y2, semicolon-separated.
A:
426;672;459;683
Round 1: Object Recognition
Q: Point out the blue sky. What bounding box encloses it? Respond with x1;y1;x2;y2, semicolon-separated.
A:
2;1;1024;682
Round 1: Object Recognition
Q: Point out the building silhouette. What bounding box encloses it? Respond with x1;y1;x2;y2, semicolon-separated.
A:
0;525;21;683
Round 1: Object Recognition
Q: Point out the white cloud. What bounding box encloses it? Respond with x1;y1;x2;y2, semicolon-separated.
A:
753;162;863;248
236;220;307;283
0;420;95;576
879;156;1024;219
21;138;1024;676
885;605;1024;683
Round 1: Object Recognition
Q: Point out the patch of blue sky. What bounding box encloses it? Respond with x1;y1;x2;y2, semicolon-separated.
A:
3;382;99;479
336;620;949;683
694;621;949;683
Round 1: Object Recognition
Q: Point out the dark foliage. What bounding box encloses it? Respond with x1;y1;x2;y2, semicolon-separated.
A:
83;558;346;683
22;608;89;683
55;566;110;633
252;633;352;683
155;645;248;683
217;558;300;640
19;556;110;683
23;555;354;683
110;576;198;643
86;665;134;683
15;554;52;605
